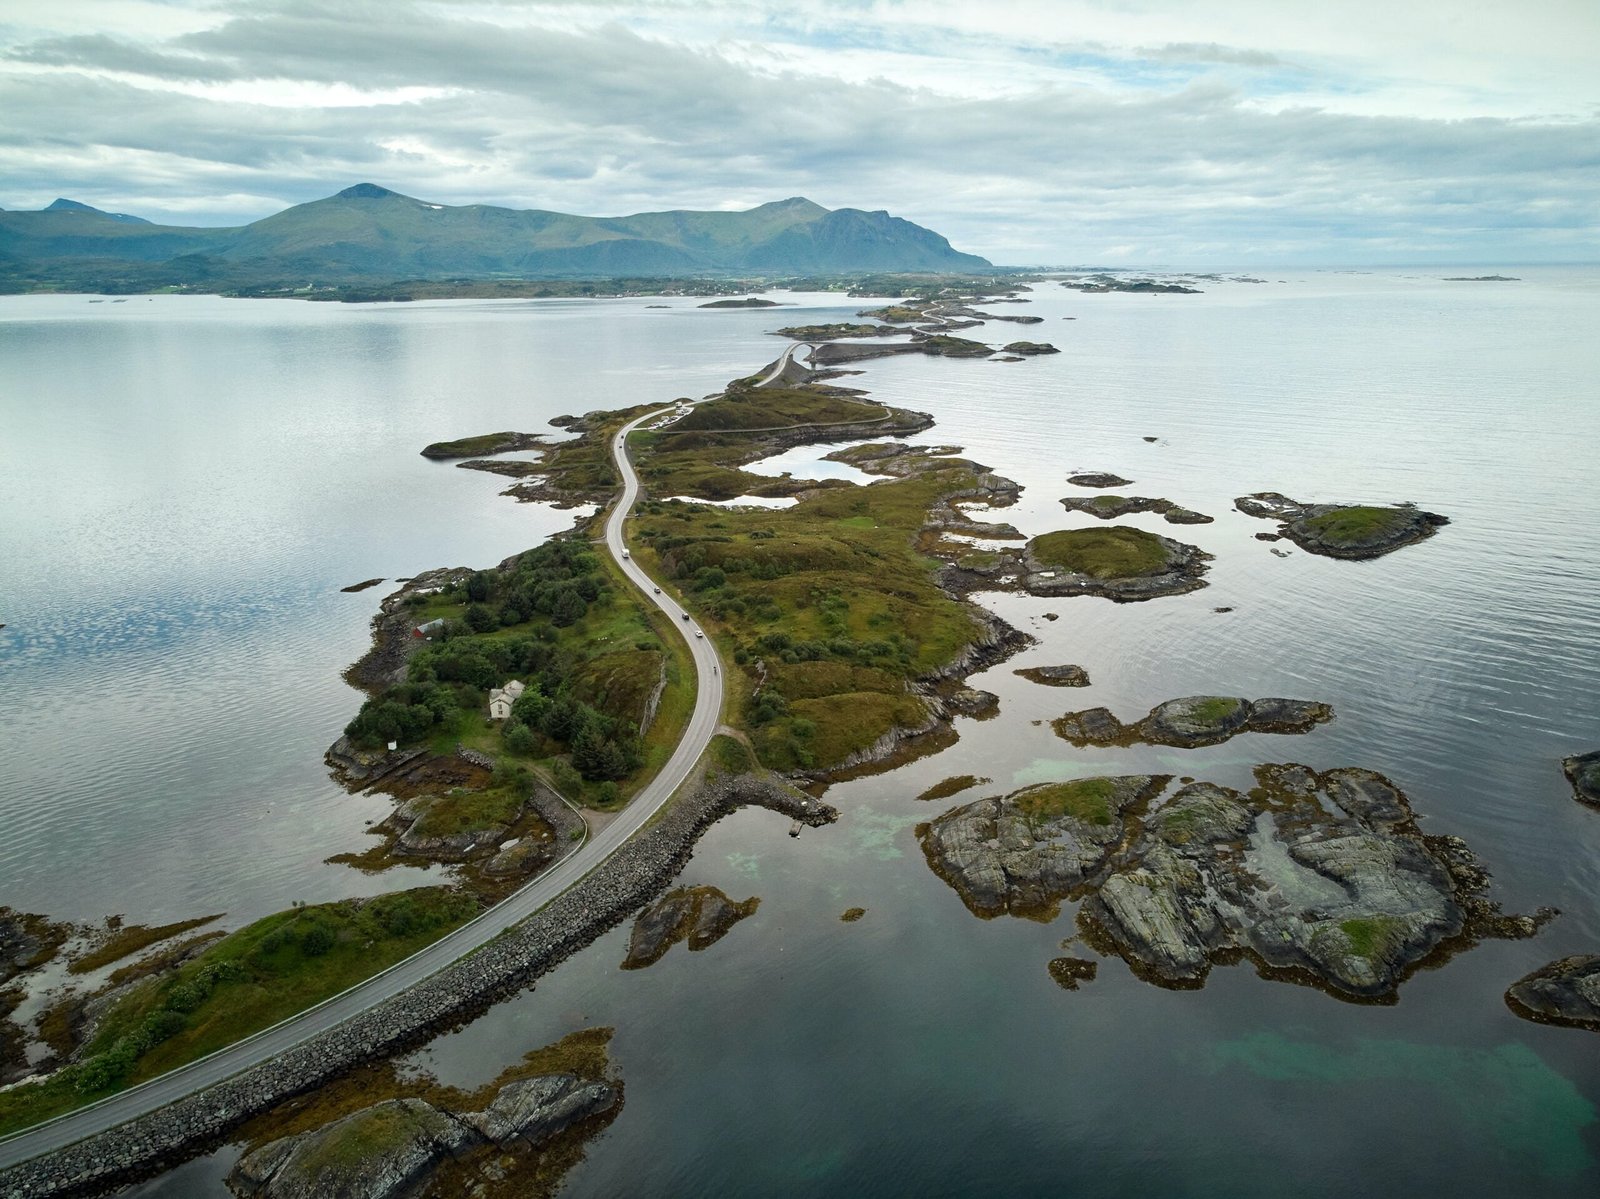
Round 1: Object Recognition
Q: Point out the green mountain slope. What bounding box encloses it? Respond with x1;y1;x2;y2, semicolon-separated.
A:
0;184;991;281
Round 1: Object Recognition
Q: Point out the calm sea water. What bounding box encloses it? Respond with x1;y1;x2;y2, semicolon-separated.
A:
6;272;1600;1196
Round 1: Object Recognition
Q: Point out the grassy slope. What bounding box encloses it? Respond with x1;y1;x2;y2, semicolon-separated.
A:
630;444;983;771
0;889;477;1136
1029;526;1174;579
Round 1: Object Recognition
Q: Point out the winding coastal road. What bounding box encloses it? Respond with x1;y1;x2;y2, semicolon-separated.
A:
0;373;753;1169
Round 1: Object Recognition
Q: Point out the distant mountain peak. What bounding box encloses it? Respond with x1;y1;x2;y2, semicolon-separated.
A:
335;183;405;201
45;197;151;224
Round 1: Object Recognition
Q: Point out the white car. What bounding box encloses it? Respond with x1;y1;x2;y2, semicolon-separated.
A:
695;630;704;638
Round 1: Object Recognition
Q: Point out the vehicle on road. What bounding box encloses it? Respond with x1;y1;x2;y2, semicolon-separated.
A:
682;613;690;621
695;630;704;638
653;586;661;593
621;549;629;558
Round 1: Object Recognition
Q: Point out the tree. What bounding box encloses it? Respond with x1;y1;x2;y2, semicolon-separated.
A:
551;587;587;627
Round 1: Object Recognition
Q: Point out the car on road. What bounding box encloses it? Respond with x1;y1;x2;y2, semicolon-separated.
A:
682;613;690;621
621;549;629;558
695;630;704;638
653;586;661;593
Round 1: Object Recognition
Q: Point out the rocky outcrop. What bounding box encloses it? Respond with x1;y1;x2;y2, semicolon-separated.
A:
1562;751;1600;808
916;764;1545;1002
1059;495;1214;525
1066;472;1132;489
1001;341;1058;354
622;885;760;969
421;432;544;460
461;1073;616;1146
944;688;999;718
1020;530;1211;602
1014;664;1090;687
1234;493;1449;560
229;1073;617;1198
1047;957;1098;990
917;776;1169;917
1505;956;1600;1030
229;1098;473;1199
1053;696;1333;748
1;909;72;986
2;776;832;1198
1080;765;1550;999
337;567;475;694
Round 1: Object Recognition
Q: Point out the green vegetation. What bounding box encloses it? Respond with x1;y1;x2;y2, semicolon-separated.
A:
407;774;529;839
1339;915;1407;959
916;774;990;802
772;322;905;339
420;431;536;459
69;915;221;976
1012;778;1119;826
1299;505;1412;546
346;540;654;789
623;399;996;773
707;734;753;777
672;382;887;432
0;888;478;1136
858;305;928;322
915;334;992;357
1029;526;1175;579
1188;697;1247;725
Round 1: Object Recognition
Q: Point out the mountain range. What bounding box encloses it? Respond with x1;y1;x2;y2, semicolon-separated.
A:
0;185;990;283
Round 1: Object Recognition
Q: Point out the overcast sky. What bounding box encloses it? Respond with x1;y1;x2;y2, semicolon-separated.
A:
2;0;1596;265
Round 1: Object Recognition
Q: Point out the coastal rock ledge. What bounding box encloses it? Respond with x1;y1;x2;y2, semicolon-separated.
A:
0;776;832;1199
1504;955;1600;1031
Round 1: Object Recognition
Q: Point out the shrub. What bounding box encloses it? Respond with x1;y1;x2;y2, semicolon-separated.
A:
300;925;335;957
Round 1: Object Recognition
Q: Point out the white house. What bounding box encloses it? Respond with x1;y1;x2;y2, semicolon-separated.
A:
487;679;527;721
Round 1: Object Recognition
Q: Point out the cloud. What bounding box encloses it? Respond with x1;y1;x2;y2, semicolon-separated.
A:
0;1;1595;263
1143;42;1288;68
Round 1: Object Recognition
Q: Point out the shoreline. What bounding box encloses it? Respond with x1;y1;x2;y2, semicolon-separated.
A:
0;777;834;1195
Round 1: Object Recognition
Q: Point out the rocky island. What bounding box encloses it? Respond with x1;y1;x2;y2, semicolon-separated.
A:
622;886;759;969
1053;696;1333;748
1505;956;1600;1031
1021;526;1211;601
1059;494;1212;524
1066;472;1133;489
920;766;1548;1000
420;432;545;460
1235;492;1449;559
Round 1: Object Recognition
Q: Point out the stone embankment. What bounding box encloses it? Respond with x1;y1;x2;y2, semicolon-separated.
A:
0;776;834;1199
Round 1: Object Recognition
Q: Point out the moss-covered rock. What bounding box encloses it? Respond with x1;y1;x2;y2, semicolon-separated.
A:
1235;492;1448;559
